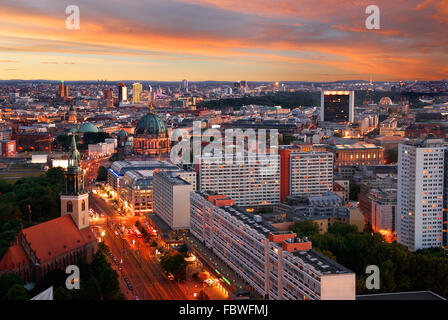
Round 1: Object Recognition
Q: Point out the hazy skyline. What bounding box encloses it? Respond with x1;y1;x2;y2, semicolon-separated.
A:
1;0;447;81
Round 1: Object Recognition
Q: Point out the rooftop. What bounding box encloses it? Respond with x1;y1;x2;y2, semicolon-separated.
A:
110;160;178;176
199;191;352;276
293;248;352;275
156;171;191;186
21;215;96;264
331;143;383;150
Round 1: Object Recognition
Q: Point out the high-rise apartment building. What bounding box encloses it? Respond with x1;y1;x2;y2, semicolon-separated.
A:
118;83;127;103
397;139;447;251
279;147;333;201
197;153;280;206
320;91;354;123
190;192;356;300
132;82;142;103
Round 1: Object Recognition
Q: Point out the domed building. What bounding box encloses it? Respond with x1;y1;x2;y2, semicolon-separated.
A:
67;106;77;124
133;103;170;156
379;97;393;106
79;122;100;133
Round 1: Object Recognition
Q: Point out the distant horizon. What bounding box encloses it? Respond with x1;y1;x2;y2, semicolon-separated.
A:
1;79;447;84
1;1;447;81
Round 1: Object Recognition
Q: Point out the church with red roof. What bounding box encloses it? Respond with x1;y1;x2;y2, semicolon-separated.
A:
0;135;98;283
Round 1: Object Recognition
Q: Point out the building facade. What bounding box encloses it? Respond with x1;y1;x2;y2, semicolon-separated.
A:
198;153;280;206
289;151;333;197
132;82;142;103
320;91;354;123
190;192;356;300
107;160;196;215
397;139;447;251
153;171;193;230
329;143;384;166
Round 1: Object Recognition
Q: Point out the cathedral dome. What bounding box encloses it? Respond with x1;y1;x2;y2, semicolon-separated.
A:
379;97;393;105
117;129;128;138
135;113;168;137
79;122;99;133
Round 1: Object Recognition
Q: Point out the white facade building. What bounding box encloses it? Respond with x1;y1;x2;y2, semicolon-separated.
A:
88;142;115;158
198;153;280;206
290;151;333;197
397;140;447;251
190;192;356;300
153;172;192;230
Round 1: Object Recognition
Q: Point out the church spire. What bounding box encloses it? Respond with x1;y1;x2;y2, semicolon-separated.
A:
68;134;81;169
149;99;153;113
149;91;155;113
64;133;85;195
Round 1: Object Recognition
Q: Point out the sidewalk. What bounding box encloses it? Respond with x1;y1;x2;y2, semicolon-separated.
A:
184;233;261;299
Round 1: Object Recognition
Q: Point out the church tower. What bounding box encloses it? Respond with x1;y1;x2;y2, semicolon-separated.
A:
60;134;89;230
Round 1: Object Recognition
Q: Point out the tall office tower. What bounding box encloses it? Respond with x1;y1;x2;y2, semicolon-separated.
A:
198;153;280;206
103;89;114;108
234;81;242;89
58;80;65;98
320;91;354;123
103;89;113;100
118;83;127;102
279;147;333;201
153;171;193;230
181;79;188;91
397;139;447;251
132;82;142;103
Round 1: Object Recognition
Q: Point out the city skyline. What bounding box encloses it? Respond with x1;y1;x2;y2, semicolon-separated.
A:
1;0;447;82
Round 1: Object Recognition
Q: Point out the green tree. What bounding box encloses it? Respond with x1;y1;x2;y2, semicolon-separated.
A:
0;274;23;298
292;220;319;238
5;284;28;300
0;180;13;194
54;287;72;300
97;166;108;182
160;252;187;281
80;277;102;300
349;183;361;201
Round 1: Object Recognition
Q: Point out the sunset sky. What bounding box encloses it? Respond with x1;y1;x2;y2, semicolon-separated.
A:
0;0;447;81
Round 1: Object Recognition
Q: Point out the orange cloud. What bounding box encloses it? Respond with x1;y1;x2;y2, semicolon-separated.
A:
0;0;446;81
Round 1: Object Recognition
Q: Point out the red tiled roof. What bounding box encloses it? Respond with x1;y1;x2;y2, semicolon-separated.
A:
0;245;30;270
21;215;96;264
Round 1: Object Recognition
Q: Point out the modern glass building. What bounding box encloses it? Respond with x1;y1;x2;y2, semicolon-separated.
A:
320;91;354;123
